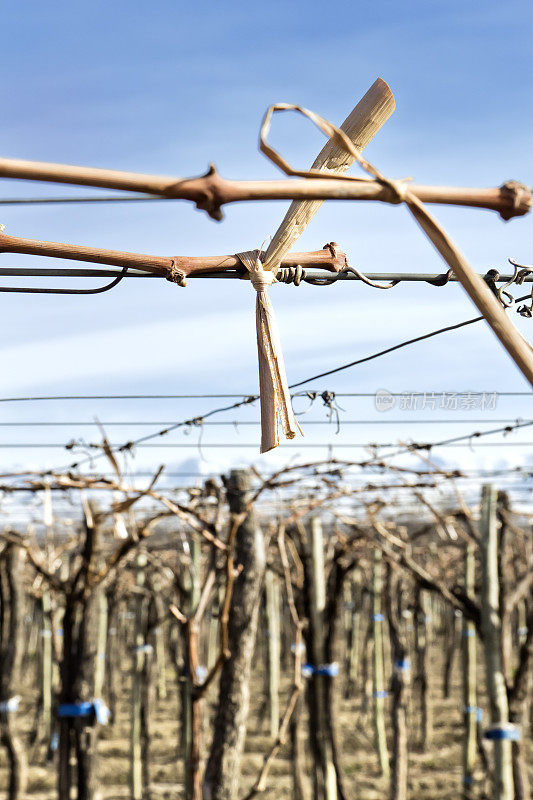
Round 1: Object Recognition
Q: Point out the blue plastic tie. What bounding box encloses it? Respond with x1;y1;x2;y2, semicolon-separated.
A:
484;724;521;741
373;690;388;699
394;659;411;671
92;699;111;725
302;662;339;678
58;701;94;718
133;644;153;654
0;696;20;713
464;706;483;722
373;613;385;622
291;642;306;654
315;663;339;677
58;699;110;725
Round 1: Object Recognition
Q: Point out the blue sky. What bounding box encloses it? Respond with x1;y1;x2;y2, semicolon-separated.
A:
0;1;532;497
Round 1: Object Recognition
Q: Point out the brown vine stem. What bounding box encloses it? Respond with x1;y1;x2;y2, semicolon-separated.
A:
0;157;528;221
0;233;347;279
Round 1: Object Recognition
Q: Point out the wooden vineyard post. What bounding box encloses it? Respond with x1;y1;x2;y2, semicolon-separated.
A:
93;590;108;701
183;535;201;800
345;570;362;698
480;484;514;800
265;569;281;739
290;692;309;800
130;551;147;800
497;494;531;800
25;601;39;666
516;600;527;647
385;566;410;800
372;548;390;780
0;543;28;800
141;599;156;795
414;587;433;750
40;485;55;755
105;588;119;723
306;516;337;800
203;469;266;800
154;620;167;703
281;594;292;672
207;596;219;671
56;501;101;800
148;587;167;704
341;579;350;691
442;605;460;699
462;542;478;797
207;580;225;672
40;585;53;751
361;592;373;714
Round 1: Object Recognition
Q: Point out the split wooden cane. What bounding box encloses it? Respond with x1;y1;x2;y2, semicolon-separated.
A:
238;78;395;452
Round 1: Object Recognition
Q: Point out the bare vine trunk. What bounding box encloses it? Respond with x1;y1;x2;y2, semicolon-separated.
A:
57;511;101;800
0;544;28;800
385;566;409;800
203;469;266;800
414;587;432;750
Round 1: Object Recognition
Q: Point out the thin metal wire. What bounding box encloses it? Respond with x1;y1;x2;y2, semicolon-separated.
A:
2;475;530;489
0;265;532;283
373;418;533;461
9;291;530;473
0;267;155;278
0;394;255;401
289;292;532;389
0;418;524;427
0;392;529;403
4;467;530;479
1;441;532;449
290;317;480;388
304;265;399;288
1;465;530;479
0;267;129;295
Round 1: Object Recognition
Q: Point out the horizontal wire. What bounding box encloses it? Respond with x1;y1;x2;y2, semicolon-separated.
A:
83;296;528;457
1;465;530;479
14;289;530;473
373;419;533;461
1;441;532;449
0;394;255;402
0;418;526;427
0;264;532;283
0;392;528;403
2;477;531;490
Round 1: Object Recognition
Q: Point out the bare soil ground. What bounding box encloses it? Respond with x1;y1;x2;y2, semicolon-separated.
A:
1;644;531;799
